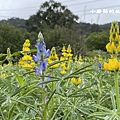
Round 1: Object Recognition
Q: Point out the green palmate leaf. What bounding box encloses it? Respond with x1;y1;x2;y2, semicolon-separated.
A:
62;109;71;120
11;49;37;57
69;64;93;76
33;75;60;80
11;51;22;56
12;113;21;120
10;87;23;97
30;49;37;53
56;80;62;94
100;94;110;105
64;64;94;80
47;60;67;68
75;109;85;120
0;54;7;58
0;58;7;65
0;61;3;65
64;69;93;80
76;107;91;115
115;115;120;120
0;108;5;120
108;114;116;120
89;112;113;118
92;104;112;112
68;82;97;97
11;98;38;113
88;104;114;119
64;75;80;79
51;100;66;120
55;80;66;97
38;79;60;85
110;91;116;110
46;89;56;106
73;69;94;75
14;72;24;87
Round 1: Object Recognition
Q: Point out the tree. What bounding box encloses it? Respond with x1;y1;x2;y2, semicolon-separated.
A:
26;0;78;32
42;25;85;56
0;18;27;33
0;24;24;53
23;31;37;49
85;31;109;51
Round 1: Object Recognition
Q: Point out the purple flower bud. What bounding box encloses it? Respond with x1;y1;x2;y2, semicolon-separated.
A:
33;51;41;62
45;49;50;58
40;60;48;72
98;63;102;69
35;68;41;75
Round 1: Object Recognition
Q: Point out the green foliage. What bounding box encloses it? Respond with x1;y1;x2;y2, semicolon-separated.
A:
26;0;78;32
0;18;27;33
23;32;38;49
0;24;24;53
43;25;86;55
85;31;109;51
14;72;25;87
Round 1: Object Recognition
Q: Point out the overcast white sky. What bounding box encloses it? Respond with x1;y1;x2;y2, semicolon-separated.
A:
0;0;120;24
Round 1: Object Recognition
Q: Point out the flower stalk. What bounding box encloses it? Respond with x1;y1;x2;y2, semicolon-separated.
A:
114;71;120;111
103;21;120;113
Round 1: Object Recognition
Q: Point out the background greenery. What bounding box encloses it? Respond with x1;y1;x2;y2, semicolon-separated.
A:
0;0;116;55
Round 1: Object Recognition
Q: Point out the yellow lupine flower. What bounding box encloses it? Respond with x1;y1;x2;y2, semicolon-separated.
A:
60;63;65;67
110;29;112;34
47;58;53;64
60;70;66;74
67;44;72;53
62;46;66;52
22;63;32;70
62;52;67;56
79;55;82;61
99;57;102;61
67;53;73;57
19;39;35;70
74;55;78;62
109;35;114;41
110;55;113;59
63;65;69;71
50;64;59;69
86;67;90;70
71;77;82;85
31;61;35;66
1;73;8;78
104;58;120;71
22;55;32;61
60;56;64;61
104;62;112;71
119;35;120;41
106;42;116;52
116;33;119;40
26;39;30;42
47;47;59;69
69;57;73;62
50;54;58;60
27;55;32;61
117;42;120;52
22;47;30;51
71;77;76;84
23;39;30;47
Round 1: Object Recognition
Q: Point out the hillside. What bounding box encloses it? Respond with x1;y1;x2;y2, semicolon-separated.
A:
0;17;116;34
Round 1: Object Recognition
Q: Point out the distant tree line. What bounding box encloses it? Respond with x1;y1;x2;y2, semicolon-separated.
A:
0;0;114;55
